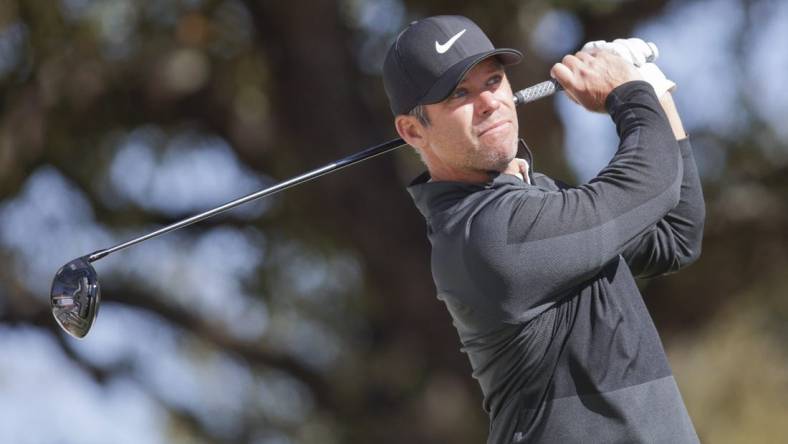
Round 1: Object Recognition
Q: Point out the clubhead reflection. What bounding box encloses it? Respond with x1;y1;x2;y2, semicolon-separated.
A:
50;257;100;339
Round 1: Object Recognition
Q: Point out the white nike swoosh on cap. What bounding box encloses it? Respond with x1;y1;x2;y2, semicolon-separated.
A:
435;29;466;54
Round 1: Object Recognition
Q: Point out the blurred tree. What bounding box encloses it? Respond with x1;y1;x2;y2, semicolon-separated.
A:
1;0;786;443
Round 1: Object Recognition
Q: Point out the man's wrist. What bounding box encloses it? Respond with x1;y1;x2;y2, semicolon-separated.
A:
605;80;657;114
658;93;687;140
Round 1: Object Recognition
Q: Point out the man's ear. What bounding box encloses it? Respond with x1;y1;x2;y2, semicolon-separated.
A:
395;115;427;149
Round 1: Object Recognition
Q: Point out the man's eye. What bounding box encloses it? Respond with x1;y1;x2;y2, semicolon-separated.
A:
487;75;502;86
451;89;467;99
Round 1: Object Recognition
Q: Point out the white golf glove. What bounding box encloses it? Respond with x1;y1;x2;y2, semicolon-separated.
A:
636;62;676;98
582;38;656;66
582;38;676;98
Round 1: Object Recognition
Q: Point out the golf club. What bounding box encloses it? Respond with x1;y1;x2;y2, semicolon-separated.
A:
51;47;659;339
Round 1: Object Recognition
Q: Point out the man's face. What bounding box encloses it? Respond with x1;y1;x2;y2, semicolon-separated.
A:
405;58;519;182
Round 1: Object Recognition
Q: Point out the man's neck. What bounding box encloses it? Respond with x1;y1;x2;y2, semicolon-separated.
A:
429;168;494;183
428;157;531;184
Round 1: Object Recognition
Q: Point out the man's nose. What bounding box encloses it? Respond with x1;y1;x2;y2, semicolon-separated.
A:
476;90;501;116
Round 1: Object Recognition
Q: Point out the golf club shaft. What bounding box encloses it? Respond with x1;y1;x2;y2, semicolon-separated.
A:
87;137;404;262
86;79;562;263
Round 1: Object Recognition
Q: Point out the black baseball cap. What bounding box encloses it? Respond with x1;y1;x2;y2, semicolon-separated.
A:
383;15;522;116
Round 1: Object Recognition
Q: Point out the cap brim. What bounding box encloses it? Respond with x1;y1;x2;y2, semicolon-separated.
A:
418;48;523;106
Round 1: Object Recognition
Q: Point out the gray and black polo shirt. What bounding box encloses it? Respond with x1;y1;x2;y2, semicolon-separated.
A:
407;81;705;443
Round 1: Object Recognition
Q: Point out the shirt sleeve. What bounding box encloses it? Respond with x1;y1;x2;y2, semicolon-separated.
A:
463;81;684;310
620;137;705;278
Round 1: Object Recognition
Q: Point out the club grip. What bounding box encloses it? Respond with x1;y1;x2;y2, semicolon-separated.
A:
513;79;563;106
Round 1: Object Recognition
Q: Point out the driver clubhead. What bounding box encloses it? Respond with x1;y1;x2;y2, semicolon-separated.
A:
50;257;100;339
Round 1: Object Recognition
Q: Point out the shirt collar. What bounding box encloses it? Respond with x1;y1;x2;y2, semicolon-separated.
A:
407;139;534;220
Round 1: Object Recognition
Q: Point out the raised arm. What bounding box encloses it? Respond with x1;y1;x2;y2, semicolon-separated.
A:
621;93;705;277
456;51;685;314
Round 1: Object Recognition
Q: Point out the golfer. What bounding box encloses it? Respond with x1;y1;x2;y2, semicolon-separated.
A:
383;15;704;443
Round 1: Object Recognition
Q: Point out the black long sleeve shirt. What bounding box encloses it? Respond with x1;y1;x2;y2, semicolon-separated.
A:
407;81;705;443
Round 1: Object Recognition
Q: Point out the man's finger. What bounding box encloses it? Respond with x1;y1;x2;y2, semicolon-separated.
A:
626;38;657;63
560;53;584;70
551;62;575;88
581;38;660;68
613;38;646;66
575;50;595;64
584;41;629;64
551;62;580;105
593;42;629;63
581;40;606;52
646;42;659;61
612;39;642;66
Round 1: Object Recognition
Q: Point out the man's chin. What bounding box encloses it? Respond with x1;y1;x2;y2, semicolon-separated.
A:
482;153;517;174
482;145;518;172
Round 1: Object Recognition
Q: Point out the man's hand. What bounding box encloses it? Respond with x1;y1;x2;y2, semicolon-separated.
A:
582;38;676;98
550;50;642;113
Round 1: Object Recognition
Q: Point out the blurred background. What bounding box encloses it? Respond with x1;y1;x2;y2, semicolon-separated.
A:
1;0;786;442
